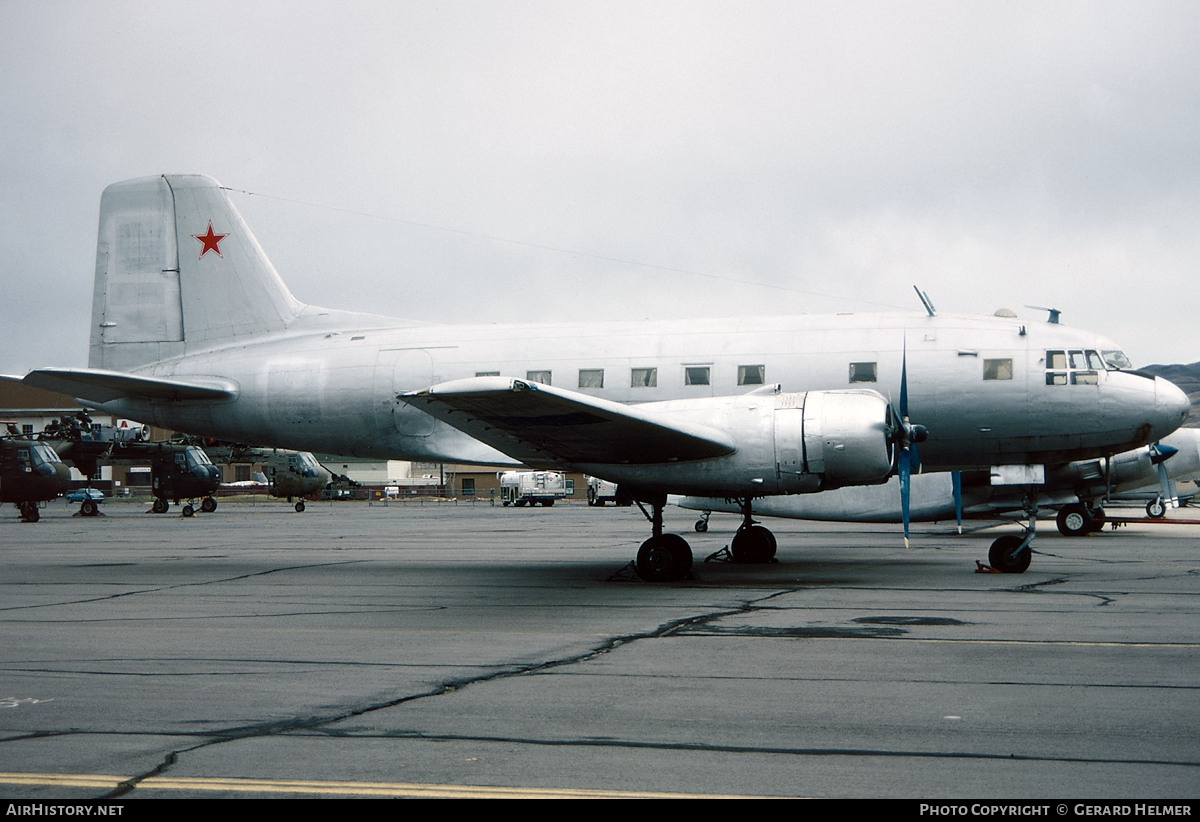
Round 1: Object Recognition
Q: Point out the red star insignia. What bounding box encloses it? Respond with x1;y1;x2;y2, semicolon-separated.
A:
193;221;229;258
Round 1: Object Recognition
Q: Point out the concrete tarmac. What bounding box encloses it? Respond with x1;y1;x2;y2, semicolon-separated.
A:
0;498;1197;799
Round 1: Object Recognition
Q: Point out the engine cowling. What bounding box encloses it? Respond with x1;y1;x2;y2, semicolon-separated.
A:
578;389;897;497
788;389;895;488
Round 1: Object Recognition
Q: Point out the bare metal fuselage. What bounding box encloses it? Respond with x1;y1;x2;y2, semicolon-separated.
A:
91;310;1185;472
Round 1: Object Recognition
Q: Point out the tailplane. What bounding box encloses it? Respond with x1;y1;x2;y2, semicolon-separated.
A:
90;174;304;370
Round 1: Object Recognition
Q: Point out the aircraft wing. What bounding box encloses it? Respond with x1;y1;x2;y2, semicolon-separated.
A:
22;368;238;404
404;377;736;467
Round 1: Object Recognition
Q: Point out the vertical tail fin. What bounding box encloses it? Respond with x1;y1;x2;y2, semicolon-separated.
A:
90;174;302;370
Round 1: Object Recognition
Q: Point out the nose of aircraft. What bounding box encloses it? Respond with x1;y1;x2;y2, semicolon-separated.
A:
1153;376;1191;438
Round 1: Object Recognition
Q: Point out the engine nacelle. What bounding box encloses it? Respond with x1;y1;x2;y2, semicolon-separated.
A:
790;389;895;488
579;389;896;497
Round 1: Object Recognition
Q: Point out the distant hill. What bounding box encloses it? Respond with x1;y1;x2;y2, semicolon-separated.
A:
1138;361;1200;428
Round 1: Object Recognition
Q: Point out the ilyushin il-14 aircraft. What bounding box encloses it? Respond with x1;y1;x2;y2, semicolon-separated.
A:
679;427;1200;541
21;174;1190;580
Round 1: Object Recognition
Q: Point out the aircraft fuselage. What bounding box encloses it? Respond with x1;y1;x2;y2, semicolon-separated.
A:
92;310;1186;471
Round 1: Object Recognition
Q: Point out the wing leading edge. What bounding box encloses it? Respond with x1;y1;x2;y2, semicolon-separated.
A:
404;377;736;468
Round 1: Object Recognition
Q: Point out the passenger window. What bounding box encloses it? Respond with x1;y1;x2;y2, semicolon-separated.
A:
578;369;604;389
526;370;552;385
631;367;657;388
983;359;1013;380
849;362;877;383
738;365;765;385
684;366;711;386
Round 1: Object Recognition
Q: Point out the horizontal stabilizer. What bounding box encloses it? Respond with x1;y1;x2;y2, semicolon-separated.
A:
23;368;238;405
404;377;735;467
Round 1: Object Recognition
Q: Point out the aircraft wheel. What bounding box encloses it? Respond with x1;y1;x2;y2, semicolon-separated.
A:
152;498;169;514
295;500;306;512
182;504;195;517
988;535;1031;573
80;500;98;517
731;525;777;563
1146;498;1166;519
587;488;597;506
1055;504;1092;537
694;519;708;533
543;499;554;507
201;497;217;513
635;534;693;582
19;502;39;523
1087;506;1106;532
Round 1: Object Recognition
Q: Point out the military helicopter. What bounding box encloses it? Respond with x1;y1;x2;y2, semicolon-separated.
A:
39;413;220;516
0;426;71;522
194;441;332;511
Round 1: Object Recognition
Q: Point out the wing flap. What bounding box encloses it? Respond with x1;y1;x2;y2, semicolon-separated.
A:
404;377;735;467
23;368;238;404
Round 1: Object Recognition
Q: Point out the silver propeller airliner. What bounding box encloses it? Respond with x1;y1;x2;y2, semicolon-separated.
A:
22;175;1189;580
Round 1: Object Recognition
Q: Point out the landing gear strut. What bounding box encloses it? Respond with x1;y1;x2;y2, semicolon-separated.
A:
729;498;776;564
633;494;692;582
988;491;1037;573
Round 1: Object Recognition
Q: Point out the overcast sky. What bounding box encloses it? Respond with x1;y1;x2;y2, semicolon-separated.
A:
3;0;1198;375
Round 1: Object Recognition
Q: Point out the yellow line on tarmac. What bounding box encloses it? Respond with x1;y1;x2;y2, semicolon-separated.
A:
0;772;771;799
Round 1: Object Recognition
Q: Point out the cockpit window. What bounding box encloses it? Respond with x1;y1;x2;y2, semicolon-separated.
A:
1101;350;1133;370
185;448;213;469
1045;349;1100;386
30;444;61;465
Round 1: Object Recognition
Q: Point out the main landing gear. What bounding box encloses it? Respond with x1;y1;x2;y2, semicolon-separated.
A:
729;498;777;565
634;496;779;582
633;495;693;583
1055;502;1106;536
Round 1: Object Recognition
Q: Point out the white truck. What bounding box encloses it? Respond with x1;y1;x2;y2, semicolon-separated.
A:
500;471;569;507
586;476;630;506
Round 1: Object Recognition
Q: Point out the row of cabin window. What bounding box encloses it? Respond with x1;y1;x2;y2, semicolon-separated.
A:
476;365;767;389
480;359;1020;388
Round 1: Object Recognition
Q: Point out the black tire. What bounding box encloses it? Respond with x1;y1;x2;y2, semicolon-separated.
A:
152;498;169;514
201;496;217;513
80;500;98;517
636;534;693;582
694;519;708;533
182;504;195;517
988;535;1031;573
731;525;777;563
1087;506;1106;532
295;500;305;512
1056;504;1092;537
1146;498;1166;519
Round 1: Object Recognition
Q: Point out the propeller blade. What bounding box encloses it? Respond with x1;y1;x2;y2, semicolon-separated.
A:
899;449;911;548
1151;442;1180;509
952;471;963;534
